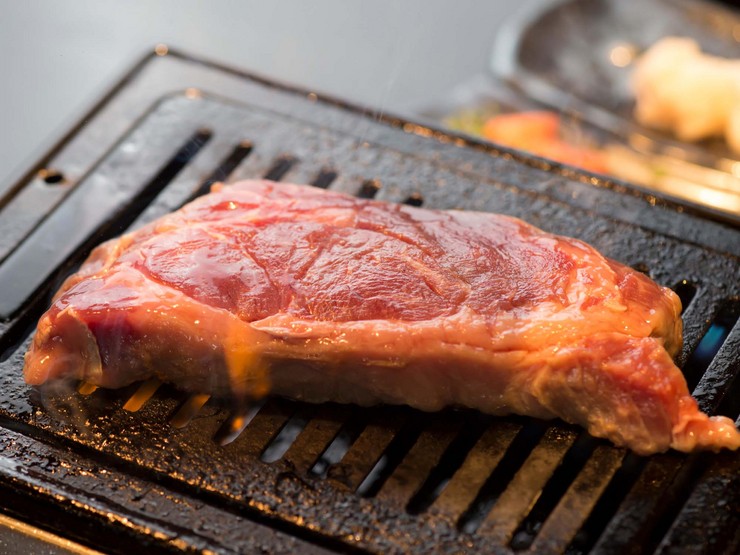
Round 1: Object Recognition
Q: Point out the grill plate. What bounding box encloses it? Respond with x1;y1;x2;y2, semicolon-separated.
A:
0;50;738;554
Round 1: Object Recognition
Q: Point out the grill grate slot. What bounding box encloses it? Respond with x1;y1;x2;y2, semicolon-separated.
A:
376;414;464;508
169;393;211;429
325;410;406;491
356;179;381;199
642;455;709;555
508;434;600;550
672;280;698;315
213;401;263;446
589;454;693;554
655;455;740;555
77;382;98;396
356;414;425;498
475;424;580;541
261;408;312;463
565;452;646;554
631;263;651;277
524;445;625;553
310;415;366;478
459;420;554;534
310;169;338;189
684;299;740;393
402;193;424;207
222;399;292;456
405;415;489;515
187;141;253;200
122;378;162;412
432;420;521;519
263;156;298;181
281;405;351;473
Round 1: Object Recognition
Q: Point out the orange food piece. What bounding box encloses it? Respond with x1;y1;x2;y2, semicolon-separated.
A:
535;140;609;174
482;111;560;149
482;111;608;174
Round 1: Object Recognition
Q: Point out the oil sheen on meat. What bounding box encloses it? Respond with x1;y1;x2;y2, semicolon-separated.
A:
24;180;740;455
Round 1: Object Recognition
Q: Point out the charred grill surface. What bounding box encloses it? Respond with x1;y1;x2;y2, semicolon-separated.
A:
0;50;738;554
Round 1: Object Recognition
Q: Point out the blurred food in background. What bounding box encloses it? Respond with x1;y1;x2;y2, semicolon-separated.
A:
425;0;740;219
479;111;608;173
632;37;740;154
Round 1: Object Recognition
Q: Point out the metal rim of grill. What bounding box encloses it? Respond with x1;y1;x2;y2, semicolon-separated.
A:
0;48;738;555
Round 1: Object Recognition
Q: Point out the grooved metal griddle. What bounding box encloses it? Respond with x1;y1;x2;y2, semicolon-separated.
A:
0;49;738;555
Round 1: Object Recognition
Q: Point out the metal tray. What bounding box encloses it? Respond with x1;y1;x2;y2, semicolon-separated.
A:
490;0;740;216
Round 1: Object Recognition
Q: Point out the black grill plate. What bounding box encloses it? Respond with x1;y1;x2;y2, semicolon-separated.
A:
0;50;738;555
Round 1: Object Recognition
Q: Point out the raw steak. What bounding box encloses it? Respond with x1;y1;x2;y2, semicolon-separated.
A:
24;180;740;455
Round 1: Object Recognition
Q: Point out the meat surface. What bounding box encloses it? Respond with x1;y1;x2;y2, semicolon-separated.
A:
24;180;740;455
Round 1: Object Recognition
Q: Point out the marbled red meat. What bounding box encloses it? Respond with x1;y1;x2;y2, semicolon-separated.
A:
24;180;740;454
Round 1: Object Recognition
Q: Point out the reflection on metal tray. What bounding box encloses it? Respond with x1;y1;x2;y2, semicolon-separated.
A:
0;48;738;554
0;512;103;555
490;0;740;216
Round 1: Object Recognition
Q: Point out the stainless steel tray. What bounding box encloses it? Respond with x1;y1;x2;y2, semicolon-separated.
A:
490;0;740;216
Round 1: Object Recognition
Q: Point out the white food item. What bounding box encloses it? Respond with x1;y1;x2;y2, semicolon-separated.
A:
632;37;740;154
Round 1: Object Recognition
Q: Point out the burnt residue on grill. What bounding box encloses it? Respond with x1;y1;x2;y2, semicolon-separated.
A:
0;50;738;554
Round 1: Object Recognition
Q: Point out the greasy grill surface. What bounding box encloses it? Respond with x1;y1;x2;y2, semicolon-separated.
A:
0;51;738;554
